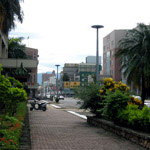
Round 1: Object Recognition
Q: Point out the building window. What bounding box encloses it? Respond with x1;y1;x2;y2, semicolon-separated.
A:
106;51;110;75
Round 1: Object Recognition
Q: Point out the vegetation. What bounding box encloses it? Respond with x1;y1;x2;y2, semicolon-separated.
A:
75;78;150;133
8;37;27;59
117;104;150;132
0;102;27;149
0;65;27;149
63;73;70;81
100;90;130;122
74;83;101;115
55;97;60;103
116;23;150;103
0;0;24;33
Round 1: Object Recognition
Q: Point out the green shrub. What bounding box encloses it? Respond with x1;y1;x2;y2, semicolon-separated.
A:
117;104;150;132
55;97;60;103
7;77;24;89
0;68;27;115
0;75;12;114
74;83;101;115
100;90;130;122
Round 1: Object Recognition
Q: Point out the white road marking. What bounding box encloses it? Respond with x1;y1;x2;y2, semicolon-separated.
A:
67;111;87;120
50;104;87;120
50;104;61;109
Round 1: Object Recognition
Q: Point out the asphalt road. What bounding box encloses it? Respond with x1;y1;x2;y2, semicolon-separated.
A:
53;97;81;109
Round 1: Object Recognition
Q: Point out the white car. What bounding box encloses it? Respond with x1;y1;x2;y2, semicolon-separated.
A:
59;95;64;100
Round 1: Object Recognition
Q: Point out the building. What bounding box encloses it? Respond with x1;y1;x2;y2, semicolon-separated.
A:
63;63;79;81
40;71;56;97
86;56;101;65
103;30;127;82
0;33;39;97
78;63;97;86
42;73;51;84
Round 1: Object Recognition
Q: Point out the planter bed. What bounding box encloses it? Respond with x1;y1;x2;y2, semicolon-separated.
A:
87;116;150;149
19;111;31;150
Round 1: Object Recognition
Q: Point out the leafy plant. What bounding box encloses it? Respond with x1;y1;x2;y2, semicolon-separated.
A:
55;97;60;103
100;90;130;122
0;102;27;149
117;104;150;132
74;83;101;115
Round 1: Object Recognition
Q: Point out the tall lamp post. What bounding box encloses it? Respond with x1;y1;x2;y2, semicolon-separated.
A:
55;64;60;97
91;25;104;83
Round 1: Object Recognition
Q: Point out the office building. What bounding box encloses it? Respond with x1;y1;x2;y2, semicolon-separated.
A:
103;30;127;82
86;56;101;65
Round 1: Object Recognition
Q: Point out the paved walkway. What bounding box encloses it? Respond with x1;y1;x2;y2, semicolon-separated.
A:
29;105;145;150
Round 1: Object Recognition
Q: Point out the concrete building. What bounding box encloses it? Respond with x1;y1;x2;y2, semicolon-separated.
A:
0;32;39;97
63;63;79;81
78;63;96;86
86;56;101;65
42;73;51;84
103;30;127;82
40;71;56;97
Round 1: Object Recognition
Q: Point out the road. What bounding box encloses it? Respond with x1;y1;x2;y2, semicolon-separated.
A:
53;97;81;109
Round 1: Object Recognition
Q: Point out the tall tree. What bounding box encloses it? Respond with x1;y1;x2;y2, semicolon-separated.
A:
8;37;27;58
0;0;24;33
63;73;70;81
116;23;150;103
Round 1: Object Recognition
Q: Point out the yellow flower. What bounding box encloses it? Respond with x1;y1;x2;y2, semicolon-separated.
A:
108;88;112;91
126;87;130;91
107;82;111;86
108;78;113;82
100;89;104;93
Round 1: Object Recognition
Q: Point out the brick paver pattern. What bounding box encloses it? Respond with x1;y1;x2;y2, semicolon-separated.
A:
29;105;145;150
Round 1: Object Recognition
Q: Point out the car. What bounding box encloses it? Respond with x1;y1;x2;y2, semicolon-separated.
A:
59;95;64;100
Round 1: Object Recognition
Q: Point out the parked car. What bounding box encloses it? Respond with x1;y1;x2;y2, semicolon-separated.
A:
59;95;64;100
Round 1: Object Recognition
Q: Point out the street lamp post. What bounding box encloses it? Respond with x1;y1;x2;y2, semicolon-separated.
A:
55;65;60;98
91;25;104;83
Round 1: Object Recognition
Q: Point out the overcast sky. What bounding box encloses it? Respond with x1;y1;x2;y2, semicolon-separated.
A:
10;0;150;73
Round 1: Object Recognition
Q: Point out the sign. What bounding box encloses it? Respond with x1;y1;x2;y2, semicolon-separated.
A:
64;82;80;89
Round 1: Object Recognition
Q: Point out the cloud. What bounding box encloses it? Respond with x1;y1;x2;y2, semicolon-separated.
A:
11;0;150;73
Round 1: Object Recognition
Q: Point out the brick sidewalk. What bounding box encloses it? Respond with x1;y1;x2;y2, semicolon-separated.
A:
29;105;145;150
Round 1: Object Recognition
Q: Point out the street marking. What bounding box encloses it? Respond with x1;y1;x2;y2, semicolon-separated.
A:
50;104;87;120
67;111;87;120
50;104;61;109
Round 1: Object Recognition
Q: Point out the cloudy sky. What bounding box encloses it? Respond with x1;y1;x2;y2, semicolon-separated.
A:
10;0;150;73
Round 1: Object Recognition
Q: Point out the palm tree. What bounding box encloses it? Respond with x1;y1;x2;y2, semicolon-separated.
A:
0;0;23;33
8;37;27;59
116;23;150;103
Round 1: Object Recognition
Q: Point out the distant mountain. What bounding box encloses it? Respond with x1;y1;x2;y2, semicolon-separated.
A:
37;72;60;85
37;73;43;85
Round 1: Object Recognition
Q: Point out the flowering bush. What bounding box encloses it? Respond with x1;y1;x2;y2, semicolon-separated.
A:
129;96;143;106
99;78;130;98
0;102;27;149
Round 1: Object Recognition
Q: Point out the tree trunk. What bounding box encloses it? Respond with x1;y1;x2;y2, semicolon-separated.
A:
141;72;146;105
